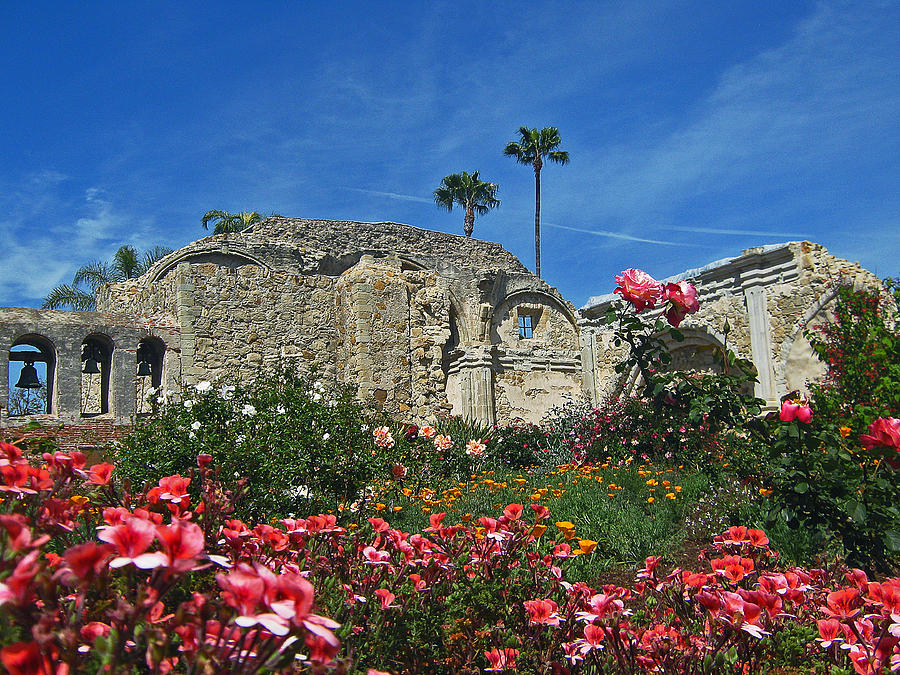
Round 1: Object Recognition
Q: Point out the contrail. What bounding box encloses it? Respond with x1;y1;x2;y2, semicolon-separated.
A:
345;187;433;204
545;223;703;247
669;226;808;237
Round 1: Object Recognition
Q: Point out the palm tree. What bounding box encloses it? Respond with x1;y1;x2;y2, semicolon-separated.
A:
433;171;500;238
503;126;569;278
201;210;263;234
42;244;173;310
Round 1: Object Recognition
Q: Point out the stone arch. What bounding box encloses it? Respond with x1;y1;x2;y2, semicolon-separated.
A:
776;288;836;396
146;245;271;283
620;326;729;397
8;334;56;415
490;289;578;347
81;333;114;416
136;337;166;415
662;327;728;374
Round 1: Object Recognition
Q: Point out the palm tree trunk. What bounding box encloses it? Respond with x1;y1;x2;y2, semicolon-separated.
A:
534;168;542;278
464;204;475;237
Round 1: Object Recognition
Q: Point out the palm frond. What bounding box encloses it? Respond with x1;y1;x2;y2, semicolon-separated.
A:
72;261;113;290
112;245;140;280
140;246;173;274
202;210;229;230
42;285;96;311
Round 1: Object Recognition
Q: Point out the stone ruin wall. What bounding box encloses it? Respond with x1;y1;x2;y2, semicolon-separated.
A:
579;241;885;407
4;217;886;452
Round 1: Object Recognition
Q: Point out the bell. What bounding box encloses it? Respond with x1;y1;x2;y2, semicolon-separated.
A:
137;360;152;377
82;358;101;374
16;361;42;389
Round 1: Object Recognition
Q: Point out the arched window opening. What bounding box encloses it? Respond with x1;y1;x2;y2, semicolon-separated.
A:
8;337;55;416
81;335;112;417
136;338;165;415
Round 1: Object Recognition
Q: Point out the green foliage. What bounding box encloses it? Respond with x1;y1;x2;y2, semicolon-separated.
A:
42;244;173;310
433;170;500;237
806;280;900;424
201;209;263;234
115;368;377;521
759;281;900;571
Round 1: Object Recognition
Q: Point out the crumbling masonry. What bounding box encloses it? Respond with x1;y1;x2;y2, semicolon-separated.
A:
0;218;884;450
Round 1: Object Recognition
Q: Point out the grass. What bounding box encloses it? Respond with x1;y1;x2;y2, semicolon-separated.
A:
344;457;751;580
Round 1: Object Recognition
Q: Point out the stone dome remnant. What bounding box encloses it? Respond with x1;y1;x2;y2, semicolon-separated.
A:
0;218;885;450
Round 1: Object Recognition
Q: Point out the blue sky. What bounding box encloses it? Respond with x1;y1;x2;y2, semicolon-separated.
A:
1;1;897;310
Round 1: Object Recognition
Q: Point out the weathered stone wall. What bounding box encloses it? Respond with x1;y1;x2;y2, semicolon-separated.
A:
579;241;884;406
171;263;339;386
1;307;181;448
5;220;880;442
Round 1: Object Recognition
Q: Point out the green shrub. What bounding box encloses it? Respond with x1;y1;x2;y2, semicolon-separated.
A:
116;367;377;521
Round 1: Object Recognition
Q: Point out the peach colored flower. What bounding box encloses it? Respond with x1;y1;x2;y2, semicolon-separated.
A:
614;268;662;312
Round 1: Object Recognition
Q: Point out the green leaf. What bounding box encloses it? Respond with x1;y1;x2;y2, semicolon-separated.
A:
885;530;900;553
794;482;809;494
847;500;867;524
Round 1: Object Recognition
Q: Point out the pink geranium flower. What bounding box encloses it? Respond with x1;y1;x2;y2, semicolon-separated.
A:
614;269;663;312
485;647;519;672
524;598;561;625
155;518;205;570
97;516;161;569
86;462;115;486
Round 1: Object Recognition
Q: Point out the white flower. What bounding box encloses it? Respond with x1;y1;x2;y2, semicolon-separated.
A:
195;381;212;393
276;405;286;414
361;424;369;432
241;404;257;417
191;421;201;431
220;384;235;400
322;433;330;441
312;392;322;402
235;435;246;445
314;380;325;392
188;431;196;440
156;396;166;404
183;399;194;410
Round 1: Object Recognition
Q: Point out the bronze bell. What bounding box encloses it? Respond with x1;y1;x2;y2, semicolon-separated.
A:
137;359;152;377
15;361;42;389
82;357;101;374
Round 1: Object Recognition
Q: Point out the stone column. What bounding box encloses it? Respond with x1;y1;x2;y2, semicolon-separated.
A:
174;263;199;386
743;286;776;404
457;346;495;425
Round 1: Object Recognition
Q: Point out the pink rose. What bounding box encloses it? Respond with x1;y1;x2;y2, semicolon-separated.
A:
859;417;900;452
614;269;662;312
663;281;700;326
780;399;812;424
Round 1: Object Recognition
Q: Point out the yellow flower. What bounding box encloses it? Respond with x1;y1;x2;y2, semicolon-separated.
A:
514;478;527;485
759;488;773;496
647;496;655;503
402;488;412;496
839;425;852;438
665;493;676;500
532;525;547;537
393;506;403;512
607;492;616;498
662;480;670;487
555;521;575;531
70;495;90;506
675;486;682;492
578;539;598;554
375;502;387;511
